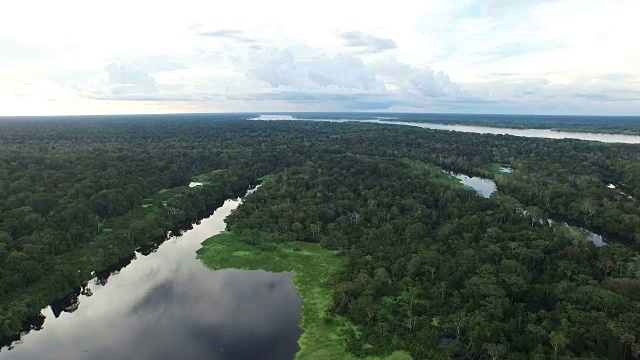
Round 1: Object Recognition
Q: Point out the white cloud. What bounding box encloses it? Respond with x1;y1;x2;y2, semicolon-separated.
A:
340;31;397;53
103;64;158;94
0;0;638;115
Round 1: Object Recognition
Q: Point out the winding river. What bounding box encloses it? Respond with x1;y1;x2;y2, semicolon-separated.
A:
253;115;630;247
451;171;608;247
251;115;640;144
4;114;636;358
0;190;302;360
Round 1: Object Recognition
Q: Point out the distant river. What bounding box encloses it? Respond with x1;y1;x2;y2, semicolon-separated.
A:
251;115;640;144
450;171;608;247
0;191;302;360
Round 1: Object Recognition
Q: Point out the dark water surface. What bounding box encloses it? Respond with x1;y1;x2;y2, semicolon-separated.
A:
1;197;302;360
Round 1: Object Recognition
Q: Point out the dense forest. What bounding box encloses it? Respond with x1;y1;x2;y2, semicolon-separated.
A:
227;156;640;359
1;115;640;359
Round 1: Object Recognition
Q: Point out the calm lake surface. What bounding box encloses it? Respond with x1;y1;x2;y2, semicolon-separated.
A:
250;115;640;144
447;171;498;198
1;194;302;360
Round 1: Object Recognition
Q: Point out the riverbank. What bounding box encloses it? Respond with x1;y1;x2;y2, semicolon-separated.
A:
196;232;411;360
0;170;254;341
379;118;640;135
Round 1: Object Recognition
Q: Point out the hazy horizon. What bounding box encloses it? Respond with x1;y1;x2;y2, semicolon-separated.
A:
2;111;640;120
1;0;639;116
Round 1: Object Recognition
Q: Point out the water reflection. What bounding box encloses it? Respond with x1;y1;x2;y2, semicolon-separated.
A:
94;254;136;286
586;233;606;247
251;115;297;121
49;286;92;318
1;197;302;360
447;171;497;198
546;218;607;247
443;169;608;247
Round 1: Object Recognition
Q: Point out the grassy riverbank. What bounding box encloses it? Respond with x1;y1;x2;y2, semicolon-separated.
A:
196;232;411;360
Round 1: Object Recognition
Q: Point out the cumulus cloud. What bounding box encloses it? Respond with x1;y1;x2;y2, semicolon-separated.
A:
340;31;397;53
408;70;462;97
230;47;478;110
370;57;464;98
3;0;640;115
103;63;158;95
85;61;238;102
229;91;403;110
248;47;386;92
87;63;182;101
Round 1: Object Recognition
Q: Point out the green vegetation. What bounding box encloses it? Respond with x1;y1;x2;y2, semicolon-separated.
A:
401;159;465;189
2;115;640;358
0;168;253;337
192;169;225;183
223;155;640;359
489;163;512;174
197;232;411;359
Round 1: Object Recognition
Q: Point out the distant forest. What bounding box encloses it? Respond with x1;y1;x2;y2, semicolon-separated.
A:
256;112;640;134
1;115;640;359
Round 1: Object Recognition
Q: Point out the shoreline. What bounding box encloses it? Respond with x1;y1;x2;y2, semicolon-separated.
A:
0;174;254;345
377;119;640;136
196;232;412;360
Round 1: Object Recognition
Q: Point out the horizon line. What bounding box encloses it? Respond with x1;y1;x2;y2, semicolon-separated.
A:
1;111;640;119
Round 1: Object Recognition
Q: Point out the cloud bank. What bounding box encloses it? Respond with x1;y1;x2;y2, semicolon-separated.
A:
0;0;639;115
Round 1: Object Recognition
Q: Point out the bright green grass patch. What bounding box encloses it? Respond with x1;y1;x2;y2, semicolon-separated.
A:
197;232;411;360
231;250;253;257
489;163;513;176
401;158;465;189
552;222;592;244
259;174;275;184
193;169;226;182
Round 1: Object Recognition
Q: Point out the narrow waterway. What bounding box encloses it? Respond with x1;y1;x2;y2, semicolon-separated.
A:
0;190;302;360
447;170;609;247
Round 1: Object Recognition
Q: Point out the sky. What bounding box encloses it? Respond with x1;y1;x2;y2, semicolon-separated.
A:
1;0;639;116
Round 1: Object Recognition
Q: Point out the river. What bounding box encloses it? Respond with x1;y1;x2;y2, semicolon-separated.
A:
0;190;302;360
254;114;626;247
250;115;640;144
448;170;608;247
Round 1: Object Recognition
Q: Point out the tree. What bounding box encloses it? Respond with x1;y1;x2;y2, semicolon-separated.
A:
549;331;568;360
483;343;507;360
